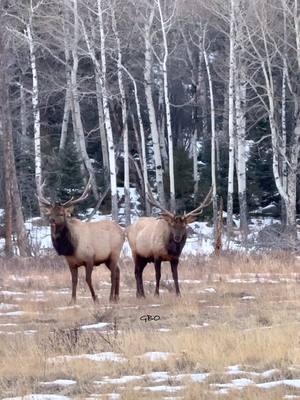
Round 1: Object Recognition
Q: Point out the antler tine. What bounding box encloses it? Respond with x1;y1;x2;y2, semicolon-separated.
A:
146;184;174;217
36;179;52;207
185;186;213;218
62;176;92;207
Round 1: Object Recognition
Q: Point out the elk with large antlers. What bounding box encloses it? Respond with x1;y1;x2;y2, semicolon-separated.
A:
127;188;212;297
38;178;124;303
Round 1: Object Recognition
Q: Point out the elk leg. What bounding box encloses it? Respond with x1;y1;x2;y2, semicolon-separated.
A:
114;265;120;302
85;263;98;303
154;260;161;296
135;256;147;298
171;260;181;296
69;266;78;304
105;260;118;303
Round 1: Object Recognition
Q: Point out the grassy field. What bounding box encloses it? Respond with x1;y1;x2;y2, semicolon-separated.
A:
0;252;299;399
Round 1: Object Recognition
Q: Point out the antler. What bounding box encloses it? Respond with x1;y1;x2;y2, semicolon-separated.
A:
146;184;174;217
185;186;213;218
37;179;53;207
62;176;92;207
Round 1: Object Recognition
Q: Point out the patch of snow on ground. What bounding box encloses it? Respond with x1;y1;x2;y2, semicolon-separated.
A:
0;291;24;296
145;371;170;382
80;322;110;330
139;352;174;362
87;395;121;400
95;375;143;385
142;385;184;393
175;373;209;382
40;379;76;386
227;365;243;374
0;303;18;311
214;378;254;391
48;352;126;364
0;311;26;317
189;323;209;329
257;379;300;389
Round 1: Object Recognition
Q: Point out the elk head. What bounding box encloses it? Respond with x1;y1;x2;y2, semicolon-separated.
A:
147;186;213;243
37;178;92;230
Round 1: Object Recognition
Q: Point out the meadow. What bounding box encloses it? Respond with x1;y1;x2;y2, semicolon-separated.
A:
0;252;299;399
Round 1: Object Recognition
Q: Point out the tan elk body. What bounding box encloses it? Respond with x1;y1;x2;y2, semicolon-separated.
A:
127;188;212;297
39;180;124;303
127;217;184;261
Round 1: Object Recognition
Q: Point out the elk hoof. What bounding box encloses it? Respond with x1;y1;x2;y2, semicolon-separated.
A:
109;294;119;303
93;296;99;304
136;292;145;299
68;298;76;306
154;291;160;297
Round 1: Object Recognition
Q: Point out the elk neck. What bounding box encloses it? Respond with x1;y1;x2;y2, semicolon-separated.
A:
51;219;76;256
166;232;187;258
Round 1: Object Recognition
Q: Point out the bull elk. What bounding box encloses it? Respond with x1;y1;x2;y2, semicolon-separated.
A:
38;179;124;303
127;188;212;297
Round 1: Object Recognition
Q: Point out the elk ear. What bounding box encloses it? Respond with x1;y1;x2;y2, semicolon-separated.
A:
40;206;52;216
185;215;197;224
65;205;74;217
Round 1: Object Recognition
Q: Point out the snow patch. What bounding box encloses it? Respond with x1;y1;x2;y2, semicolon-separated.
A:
40;379;76;386
80;322;110;330
48;352;126;364
139;352;174;362
142;385;184;393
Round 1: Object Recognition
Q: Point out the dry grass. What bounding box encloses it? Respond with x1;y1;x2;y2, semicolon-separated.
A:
0;252;299;399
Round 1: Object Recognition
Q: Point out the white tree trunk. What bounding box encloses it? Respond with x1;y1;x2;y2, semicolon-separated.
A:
97;0;118;220
59;84;71;153
235;67;248;237
192;122;199;203
144;6;165;206
26;22;42;193
121;65;150;215
111;5;130;225
89;18;109;180
158;82;168;168
20;78;27;138
95;71;110;179
157;0;176;211
70;0;98;199
203;47;218;234
281;1;288;223
59;0;72;155
227;0;235;242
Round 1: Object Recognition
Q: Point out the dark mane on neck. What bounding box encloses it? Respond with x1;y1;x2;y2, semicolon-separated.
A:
167;234;187;258
51;222;76;256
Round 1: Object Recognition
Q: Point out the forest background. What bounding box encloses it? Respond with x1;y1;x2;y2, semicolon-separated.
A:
0;0;300;256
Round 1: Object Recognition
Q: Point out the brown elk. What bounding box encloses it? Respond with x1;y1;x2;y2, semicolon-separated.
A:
127;188;212;298
38;179;124;304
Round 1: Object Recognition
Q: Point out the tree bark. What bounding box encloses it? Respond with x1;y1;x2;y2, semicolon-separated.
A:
111;5;130;226
203;46;218;236
26;21;42;194
122;66;150;215
235;67;248;238
70;0;99;199
0;36;31;256
157;0;176;212
227;0;235;241
144;6;165;207
97;0;118;220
